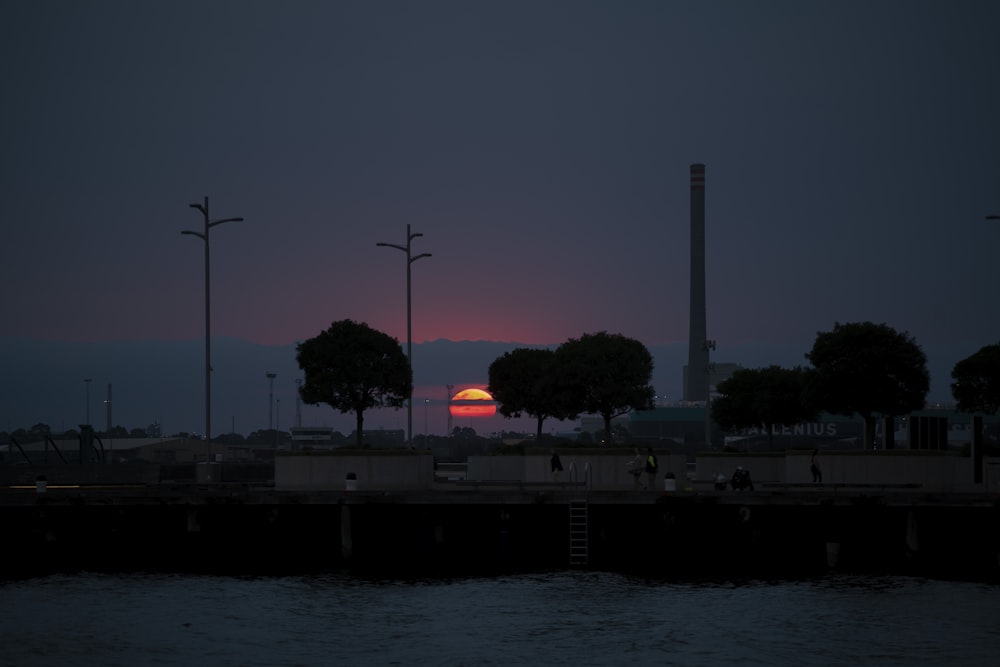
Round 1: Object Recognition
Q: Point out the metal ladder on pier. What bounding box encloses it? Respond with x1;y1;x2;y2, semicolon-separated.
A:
569;500;589;566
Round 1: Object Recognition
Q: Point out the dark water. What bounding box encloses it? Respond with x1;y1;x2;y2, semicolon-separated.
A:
1;570;997;666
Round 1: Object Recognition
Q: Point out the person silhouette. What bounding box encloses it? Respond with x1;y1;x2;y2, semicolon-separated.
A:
627;448;644;489
811;449;822;484
551;450;564;481
644;447;658;491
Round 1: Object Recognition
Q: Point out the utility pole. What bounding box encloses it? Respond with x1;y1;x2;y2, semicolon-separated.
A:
104;383;112;455
704;339;716;448
446;384;454;436
295;378;303;428
84;378;92;425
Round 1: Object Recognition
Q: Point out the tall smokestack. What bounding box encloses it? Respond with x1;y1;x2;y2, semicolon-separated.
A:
686;163;708;401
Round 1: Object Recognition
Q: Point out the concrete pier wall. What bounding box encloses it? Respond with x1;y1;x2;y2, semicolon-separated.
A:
4;451;996;495
275;452;434;491
468;453;688;489
273;451;997;493
274;451;687;491
698;452;994;493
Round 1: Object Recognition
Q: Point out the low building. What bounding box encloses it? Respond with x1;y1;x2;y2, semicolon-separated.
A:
626;406;1000;451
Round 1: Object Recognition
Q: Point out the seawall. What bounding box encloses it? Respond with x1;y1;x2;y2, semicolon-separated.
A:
4;484;998;582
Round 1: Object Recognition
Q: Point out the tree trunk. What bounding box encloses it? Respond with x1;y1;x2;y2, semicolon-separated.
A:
603;415;613;444
862;414;876;450
883;416;895;450
536;416;544;441
355;411;364;448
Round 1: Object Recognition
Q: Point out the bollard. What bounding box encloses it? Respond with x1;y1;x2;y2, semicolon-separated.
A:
826;542;841;568
345;472;357;492
663;472;676;493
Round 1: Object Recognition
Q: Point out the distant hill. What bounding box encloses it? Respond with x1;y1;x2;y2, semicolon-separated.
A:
0;336;966;437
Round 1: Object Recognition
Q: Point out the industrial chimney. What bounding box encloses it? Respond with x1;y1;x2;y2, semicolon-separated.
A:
685;163;708;401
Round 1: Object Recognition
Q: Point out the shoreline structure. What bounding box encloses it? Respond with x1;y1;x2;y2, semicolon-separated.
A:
3;449;998;581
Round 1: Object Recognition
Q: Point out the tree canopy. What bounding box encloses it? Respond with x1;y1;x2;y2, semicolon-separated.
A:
296;320;411;447
712;365;817;449
951;342;1000;414
806;321;928;449
556;331;655;443
488;347;577;440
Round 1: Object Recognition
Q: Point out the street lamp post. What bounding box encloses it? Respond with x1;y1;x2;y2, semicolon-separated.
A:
84;378;92;425
182;196;243;462
266;372;276;431
377;224;431;448
104;383;112;455
295;378;303;428
975;215;1000;482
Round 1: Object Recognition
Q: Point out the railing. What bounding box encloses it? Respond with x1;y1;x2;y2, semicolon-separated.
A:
761;482;923;492
566;460;594;489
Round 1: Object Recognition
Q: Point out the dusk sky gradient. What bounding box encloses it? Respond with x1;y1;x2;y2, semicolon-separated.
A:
3;1;999;435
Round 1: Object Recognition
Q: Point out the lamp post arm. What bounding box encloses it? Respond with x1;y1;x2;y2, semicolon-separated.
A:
411;252;432;264
376;242;407;252
181;230;206;241
208;216;244;230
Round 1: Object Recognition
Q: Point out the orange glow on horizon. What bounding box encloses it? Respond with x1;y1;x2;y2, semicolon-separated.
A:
449;388;498;418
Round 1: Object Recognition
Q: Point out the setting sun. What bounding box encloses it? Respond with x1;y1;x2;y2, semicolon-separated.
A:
449;388;498;418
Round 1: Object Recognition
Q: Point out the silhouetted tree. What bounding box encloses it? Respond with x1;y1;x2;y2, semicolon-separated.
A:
807;321;928;449
297;320;411;448
216;432;247;446
712;365;817;449
556;331;655;443
488;347;577;440
451;426;478;440
951;342;1000;414
611;423;631;444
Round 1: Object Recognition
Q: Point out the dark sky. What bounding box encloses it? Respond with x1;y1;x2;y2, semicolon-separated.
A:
3;1;1000;433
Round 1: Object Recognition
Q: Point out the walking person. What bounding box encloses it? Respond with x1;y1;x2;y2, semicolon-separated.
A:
645;447;658;491
811;448;822;484
550;449;563;482
627;448;645;490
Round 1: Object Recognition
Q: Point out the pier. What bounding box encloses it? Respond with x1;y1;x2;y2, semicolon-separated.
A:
3;472;998;582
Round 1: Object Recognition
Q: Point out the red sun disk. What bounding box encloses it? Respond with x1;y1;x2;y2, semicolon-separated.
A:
449;404;497;418
449;387;498;418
